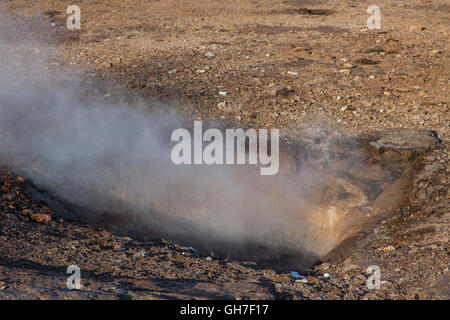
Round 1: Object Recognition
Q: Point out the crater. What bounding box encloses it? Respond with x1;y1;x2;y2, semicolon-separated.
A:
20;127;443;271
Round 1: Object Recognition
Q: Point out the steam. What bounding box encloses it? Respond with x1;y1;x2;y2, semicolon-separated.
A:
0;12;369;268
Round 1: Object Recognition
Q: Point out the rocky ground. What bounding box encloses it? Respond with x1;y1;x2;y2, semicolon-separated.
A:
0;0;448;299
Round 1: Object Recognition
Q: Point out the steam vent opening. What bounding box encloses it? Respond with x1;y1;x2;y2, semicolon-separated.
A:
22;127;443;272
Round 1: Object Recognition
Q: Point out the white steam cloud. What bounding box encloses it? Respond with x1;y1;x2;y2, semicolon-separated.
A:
0;12;370;268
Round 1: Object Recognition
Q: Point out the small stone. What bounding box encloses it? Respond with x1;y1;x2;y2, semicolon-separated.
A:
218;91;227;96
287;71;299;75
394;87;409;93
339;69;351;75
135;250;147;257
205;52;215;58
320;263;330;270
269;86;291;97
168;69;178;74
101;61;113;68
409;26;425;32
30;214;51;224
17;177;25;183
340;105;348;111
21;209;33;216
306;276;319;285
217;101;228;109
343;63;354;69
383;245;395;252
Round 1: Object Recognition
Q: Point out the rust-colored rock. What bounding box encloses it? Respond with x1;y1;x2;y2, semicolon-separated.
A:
30;213;51;224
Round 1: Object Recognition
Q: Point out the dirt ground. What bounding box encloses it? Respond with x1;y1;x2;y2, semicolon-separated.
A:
0;0;448;299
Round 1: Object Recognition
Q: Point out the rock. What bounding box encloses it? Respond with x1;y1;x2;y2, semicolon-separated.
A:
383;245;395;252
217;101;228;109
193;17;205;23
343;63;354;69
409;26;426;32
290;271;305;280
168;69;178;74
299;278;308;284
21;209;33;216
16;176;25;183
394;87;409;93
205;52;215;58
134;250;147;257
30;214;51;224
218;91;227;96
339;69;351;75
306;276;319;285
269;86;292;97
101;61;113;68
365;129;443;158
287;71;299;75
